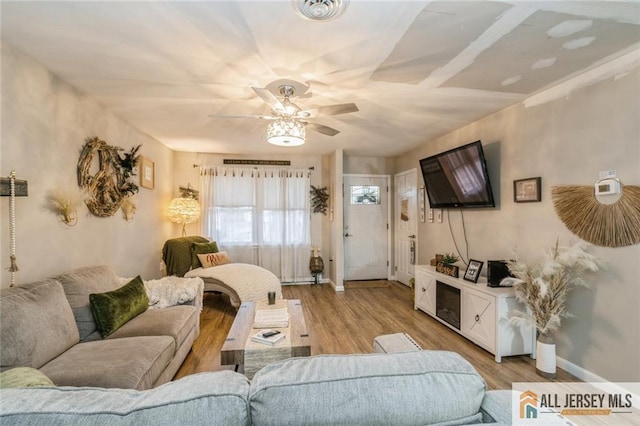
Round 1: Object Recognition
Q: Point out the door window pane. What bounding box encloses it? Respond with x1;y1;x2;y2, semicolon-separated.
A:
350;185;380;205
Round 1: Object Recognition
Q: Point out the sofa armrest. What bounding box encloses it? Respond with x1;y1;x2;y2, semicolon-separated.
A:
480;390;513;425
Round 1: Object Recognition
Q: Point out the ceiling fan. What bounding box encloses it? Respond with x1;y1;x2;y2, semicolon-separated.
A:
208;80;358;141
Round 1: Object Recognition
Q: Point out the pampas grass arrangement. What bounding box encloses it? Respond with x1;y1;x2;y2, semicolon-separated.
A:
508;239;601;336
551;185;640;248
45;188;84;226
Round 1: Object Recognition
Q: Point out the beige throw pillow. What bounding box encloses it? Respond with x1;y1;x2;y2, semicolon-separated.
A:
198;251;231;268
0;367;55;388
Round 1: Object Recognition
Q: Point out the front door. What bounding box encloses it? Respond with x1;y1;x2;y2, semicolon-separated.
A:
343;175;389;281
394;169;418;286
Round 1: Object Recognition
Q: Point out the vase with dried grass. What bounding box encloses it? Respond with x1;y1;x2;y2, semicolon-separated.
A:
508;239;601;378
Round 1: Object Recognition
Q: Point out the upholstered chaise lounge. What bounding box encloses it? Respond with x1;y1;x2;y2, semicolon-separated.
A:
162;236;282;308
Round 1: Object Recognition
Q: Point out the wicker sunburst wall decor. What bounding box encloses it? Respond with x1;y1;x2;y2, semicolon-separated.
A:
551;184;640;248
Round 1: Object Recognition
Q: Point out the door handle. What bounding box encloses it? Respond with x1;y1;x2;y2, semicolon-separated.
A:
408;234;416;238
344;233;352;237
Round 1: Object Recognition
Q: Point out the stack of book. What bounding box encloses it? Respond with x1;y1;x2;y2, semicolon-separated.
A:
251;329;286;346
253;308;289;328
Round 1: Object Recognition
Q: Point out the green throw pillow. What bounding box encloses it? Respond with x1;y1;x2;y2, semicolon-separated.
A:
0;367;55;388
89;276;149;338
191;241;219;269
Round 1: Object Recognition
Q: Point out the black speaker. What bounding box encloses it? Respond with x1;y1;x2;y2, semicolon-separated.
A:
487;260;512;287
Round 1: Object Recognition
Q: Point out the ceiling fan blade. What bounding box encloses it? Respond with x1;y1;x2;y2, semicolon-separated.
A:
306;122;340;137
252;87;284;112
300;103;359;118
208;114;276;120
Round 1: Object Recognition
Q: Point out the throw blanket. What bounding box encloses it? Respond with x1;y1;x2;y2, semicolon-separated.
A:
162;236;209;277
119;276;204;312
186;263;282;304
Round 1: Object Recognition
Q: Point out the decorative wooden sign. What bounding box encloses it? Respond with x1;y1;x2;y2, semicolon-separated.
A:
436;261;459;279
0;178;28;196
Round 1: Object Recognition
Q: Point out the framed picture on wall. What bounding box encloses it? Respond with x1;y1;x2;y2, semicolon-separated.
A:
139;157;154;190
419;186;425;223
514;177;541;203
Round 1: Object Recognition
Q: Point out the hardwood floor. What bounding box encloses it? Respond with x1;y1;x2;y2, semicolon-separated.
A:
175;281;578;389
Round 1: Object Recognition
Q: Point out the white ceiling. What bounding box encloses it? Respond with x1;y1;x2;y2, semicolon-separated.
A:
2;1;639;157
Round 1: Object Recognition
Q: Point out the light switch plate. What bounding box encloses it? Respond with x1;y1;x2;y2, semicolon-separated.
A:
436;209;443;223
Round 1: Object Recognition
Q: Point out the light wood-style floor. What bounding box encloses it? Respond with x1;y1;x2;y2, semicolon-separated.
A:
175;280;578;389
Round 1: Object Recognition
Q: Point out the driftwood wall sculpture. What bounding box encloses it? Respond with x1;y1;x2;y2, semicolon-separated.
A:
77;137;140;218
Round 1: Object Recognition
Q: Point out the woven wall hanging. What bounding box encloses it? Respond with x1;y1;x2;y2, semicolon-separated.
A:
551;184;640;248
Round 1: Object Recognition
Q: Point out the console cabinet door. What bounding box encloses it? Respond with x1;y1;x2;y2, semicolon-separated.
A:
414;267;436;315
461;288;495;352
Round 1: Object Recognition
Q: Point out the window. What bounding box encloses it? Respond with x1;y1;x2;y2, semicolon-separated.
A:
350;185;381;205
200;167;311;282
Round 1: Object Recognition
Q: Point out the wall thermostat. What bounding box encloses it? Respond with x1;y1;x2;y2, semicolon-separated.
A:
595;178;620;196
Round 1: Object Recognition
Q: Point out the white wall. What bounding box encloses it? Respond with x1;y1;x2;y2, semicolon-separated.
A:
0;43;175;286
394;66;640;382
344;156;394;175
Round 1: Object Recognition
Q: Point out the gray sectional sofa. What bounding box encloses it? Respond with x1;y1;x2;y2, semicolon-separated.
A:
0;266;201;390
1;351;512;425
1;265;513;425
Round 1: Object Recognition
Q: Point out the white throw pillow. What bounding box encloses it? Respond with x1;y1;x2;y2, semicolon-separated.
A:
198;251;231;268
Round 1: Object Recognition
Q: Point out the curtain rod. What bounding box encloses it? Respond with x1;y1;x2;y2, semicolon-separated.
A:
194;164;314;170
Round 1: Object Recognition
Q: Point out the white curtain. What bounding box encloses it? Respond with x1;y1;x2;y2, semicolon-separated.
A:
200;166;311;283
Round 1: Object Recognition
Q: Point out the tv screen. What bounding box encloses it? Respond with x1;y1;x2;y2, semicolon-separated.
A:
419;140;495;209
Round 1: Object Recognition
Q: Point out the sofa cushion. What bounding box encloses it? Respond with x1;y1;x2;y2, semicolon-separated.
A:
249;351;487;426
0;280;79;370
90;276;149;338
0;367;55;388
0;371;251;425
55;266;122;341
108;305;198;352
40;336;175;390
191;241;219;269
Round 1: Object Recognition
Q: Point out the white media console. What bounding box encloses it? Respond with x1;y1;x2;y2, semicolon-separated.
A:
414;265;535;362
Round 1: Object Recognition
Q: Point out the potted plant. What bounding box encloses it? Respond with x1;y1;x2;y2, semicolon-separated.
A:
442;253;460;265
508;239;601;378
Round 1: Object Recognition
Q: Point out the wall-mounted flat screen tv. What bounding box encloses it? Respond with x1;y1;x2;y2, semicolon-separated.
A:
419;140;495;209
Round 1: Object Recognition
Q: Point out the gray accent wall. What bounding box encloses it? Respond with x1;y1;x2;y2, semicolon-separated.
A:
1;43;174;285
394;67;640;382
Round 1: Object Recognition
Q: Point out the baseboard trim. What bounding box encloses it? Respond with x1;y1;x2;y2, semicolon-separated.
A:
282;278;332;286
329;279;344;292
556;356;638;395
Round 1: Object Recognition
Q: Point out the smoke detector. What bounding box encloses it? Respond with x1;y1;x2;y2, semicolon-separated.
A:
292;0;350;21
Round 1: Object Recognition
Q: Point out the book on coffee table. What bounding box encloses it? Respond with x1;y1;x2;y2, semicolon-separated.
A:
251;329;286;346
254;308;289;328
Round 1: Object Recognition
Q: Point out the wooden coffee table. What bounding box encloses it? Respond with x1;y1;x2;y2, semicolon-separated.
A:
220;299;311;370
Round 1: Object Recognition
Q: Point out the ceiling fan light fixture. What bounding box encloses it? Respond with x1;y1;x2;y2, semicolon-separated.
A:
292;0;349;21
267;118;306;146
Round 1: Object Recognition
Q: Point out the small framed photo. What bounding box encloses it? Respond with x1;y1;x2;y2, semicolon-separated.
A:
139;156;155;190
514;177;541;203
463;259;484;283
